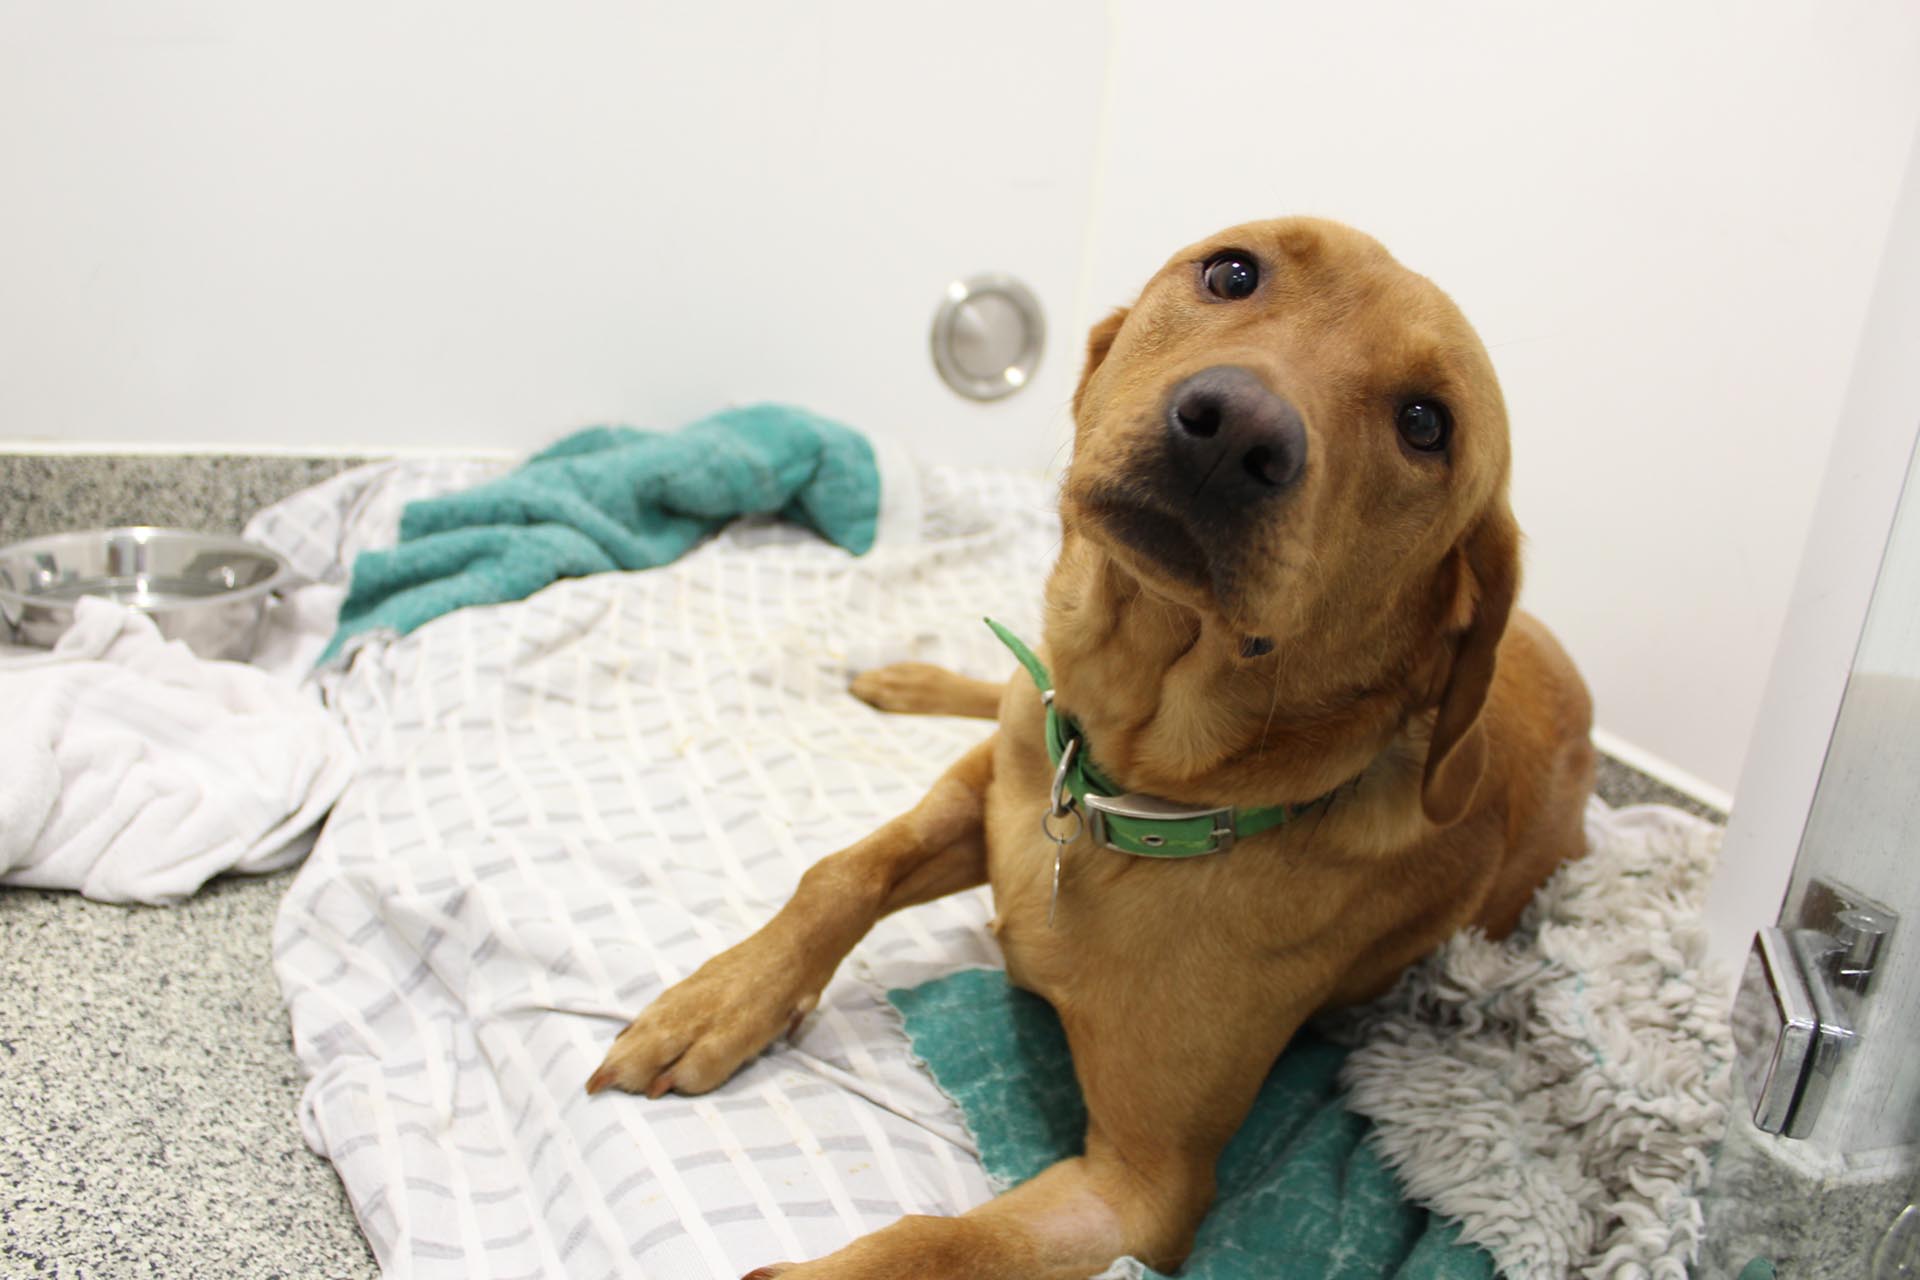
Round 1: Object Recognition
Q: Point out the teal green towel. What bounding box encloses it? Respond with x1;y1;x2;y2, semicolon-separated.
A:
320;405;879;664
888;969;1495;1280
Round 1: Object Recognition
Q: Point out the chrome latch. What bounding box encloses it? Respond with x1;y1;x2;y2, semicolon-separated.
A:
1732;878;1896;1139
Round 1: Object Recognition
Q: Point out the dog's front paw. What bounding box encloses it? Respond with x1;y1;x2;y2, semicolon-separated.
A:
848;662;953;714
586;946;818;1099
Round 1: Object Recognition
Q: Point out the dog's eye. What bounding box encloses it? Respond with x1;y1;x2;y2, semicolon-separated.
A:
1201;253;1259;301
1396;401;1451;453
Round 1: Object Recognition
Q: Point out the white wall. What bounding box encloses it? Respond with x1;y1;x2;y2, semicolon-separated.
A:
4;1;1920;795
0;0;1105;468
1079;0;1920;797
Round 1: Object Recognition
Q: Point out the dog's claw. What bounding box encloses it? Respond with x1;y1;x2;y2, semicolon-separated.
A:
741;1267;792;1279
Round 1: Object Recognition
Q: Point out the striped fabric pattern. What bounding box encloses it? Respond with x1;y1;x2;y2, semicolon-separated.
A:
273;464;1060;1278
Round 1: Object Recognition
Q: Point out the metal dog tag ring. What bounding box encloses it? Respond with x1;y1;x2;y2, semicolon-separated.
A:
1041;738;1082;926
1040;807;1083;845
1041;734;1083;846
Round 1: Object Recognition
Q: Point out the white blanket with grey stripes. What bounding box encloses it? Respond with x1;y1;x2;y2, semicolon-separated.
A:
268;459;1054;1278
262;456;1729;1280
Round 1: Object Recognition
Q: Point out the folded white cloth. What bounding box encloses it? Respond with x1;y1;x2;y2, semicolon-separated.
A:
0;597;358;904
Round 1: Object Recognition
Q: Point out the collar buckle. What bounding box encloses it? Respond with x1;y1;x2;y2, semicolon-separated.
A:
1083;793;1238;857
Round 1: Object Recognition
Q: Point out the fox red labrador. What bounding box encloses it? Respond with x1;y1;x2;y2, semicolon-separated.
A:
589;216;1595;1279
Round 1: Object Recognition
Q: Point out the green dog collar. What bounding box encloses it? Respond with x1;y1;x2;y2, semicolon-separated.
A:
985;618;1323;858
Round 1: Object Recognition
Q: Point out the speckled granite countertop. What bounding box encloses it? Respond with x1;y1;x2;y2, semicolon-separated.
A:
2;872;379;1280
0;454;367;549
0;450;1727;1279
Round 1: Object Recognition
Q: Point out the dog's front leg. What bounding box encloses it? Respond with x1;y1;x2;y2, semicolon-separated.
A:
751;981;1315;1280
741;1153;1215;1280
586;737;995;1098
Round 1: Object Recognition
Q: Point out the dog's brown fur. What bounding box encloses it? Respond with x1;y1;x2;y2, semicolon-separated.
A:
589;217;1595;1278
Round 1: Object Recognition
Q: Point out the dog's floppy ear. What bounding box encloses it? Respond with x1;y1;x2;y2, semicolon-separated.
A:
1421;506;1520;826
1072;307;1129;420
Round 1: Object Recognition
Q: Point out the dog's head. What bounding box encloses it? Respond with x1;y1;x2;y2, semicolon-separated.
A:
1062;217;1518;824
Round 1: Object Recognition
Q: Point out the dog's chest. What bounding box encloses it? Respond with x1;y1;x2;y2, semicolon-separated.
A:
980;699;1261;1003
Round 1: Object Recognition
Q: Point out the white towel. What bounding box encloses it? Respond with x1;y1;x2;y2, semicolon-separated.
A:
0;597;358;904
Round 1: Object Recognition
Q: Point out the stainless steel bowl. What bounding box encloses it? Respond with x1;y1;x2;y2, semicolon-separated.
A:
0;527;293;663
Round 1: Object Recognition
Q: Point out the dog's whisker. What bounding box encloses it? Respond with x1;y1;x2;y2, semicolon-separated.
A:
1190;446;1229;500
1258;659;1283;754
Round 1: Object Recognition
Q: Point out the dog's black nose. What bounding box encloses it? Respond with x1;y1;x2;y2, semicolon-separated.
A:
1165;366;1307;501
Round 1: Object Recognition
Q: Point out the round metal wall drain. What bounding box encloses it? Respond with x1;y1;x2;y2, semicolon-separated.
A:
930;274;1044;401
